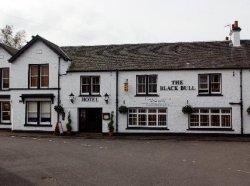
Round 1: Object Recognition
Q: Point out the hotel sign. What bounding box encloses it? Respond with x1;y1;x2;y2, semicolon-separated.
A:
82;97;99;102
160;80;195;91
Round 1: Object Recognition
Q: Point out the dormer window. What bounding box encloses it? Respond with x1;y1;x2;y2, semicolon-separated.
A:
29;64;49;89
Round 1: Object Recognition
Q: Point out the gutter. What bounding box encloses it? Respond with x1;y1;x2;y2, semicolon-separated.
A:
115;70;119;133
57;57;61;123
240;69;244;135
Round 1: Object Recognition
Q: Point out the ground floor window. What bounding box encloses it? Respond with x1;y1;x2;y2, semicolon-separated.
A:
1;101;11;123
189;108;231;129
26;101;51;125
128;108;167;128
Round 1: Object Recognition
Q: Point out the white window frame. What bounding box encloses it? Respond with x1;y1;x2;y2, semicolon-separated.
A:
80;76;100;95
128;108;167;128
189;108;231;129
198;74;222;95
1;68;9;90
40;101;51;125
1;101;11;123
148;75;158;94
26;101;51;125
136;75;158;95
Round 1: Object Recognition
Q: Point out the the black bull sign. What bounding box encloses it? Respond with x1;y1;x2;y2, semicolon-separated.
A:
160;80;196;91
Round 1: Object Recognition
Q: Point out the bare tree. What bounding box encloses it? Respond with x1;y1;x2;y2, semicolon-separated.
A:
0;25;26;49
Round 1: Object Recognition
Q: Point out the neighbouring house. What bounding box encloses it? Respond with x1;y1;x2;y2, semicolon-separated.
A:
1;21;250;134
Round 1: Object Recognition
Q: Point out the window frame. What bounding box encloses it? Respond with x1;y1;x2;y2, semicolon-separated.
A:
127;107;168;129
136;75;158;96
25;101;51;126
189;108;232;129
0;68;10;90
80;76;100;96
0;101;11;124
29;64;49;89
198;73;222;95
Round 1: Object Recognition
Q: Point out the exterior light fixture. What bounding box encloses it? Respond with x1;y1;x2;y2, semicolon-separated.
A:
104;93;109;104
69;93;75;103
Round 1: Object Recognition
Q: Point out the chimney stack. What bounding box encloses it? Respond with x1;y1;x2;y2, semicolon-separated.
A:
230;21;241;47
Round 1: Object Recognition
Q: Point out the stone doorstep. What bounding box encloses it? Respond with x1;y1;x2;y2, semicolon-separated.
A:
1;130;250;142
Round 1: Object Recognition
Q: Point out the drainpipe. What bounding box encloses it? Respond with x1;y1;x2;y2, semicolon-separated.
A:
240;69;243;135
57;57;61;123
115;70;119;133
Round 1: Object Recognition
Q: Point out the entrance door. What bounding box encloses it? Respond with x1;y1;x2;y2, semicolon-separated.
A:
79;108;102;133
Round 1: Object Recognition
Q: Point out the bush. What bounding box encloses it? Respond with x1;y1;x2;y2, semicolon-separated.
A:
66;112;72;132
108;112;114;133
182;105;194;114
118;106;128;114
54;105;65;120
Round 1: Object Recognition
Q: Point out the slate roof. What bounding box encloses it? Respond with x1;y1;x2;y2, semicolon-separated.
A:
62;40;250;72
9;35;71;62
0;43;18;56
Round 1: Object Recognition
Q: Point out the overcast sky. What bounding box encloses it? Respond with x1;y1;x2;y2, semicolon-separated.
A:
1;0;250;46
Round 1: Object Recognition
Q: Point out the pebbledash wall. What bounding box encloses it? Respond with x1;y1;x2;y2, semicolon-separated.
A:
0;21;250;135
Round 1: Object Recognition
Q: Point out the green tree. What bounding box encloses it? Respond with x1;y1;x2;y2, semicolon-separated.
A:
0;25;26;49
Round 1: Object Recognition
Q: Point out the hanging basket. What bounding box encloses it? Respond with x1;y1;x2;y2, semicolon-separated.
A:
118;106;128;114
182;105;194;114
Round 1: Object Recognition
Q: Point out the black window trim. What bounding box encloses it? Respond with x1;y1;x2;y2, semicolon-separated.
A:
0;68;10;91
136;75;158;96
198;73;222;96
28;64;49;89
80;75;101;96
0;100;11;125
25;101;52;127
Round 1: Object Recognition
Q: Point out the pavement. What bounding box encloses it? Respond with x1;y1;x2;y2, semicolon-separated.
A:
1;133;250;186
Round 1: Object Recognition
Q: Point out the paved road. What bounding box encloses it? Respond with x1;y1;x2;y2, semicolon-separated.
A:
1;135;250;186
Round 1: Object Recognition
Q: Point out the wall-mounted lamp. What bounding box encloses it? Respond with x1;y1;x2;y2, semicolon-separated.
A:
69;93;75;103
104;93;109;104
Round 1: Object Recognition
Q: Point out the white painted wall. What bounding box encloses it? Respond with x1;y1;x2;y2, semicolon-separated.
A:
10;41;69;131
118;70;242;134
0;48;12;129
60;71;116;132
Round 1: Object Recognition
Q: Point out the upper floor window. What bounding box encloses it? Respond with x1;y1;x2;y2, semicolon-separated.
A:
136;75;157;95
1;68;9;90
198;74;221;95
29;64;49;89
81;76;100;95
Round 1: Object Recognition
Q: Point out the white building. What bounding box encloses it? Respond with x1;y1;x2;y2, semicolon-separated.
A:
1;21;250;135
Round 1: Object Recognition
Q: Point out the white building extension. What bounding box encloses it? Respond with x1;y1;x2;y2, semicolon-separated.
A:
1;21;250;135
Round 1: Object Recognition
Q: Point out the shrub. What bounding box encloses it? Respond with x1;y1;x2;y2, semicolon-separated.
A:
66;112;72;132
108;112;114;133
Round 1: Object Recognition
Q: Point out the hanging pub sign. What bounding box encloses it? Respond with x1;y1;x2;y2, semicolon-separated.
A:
160;80;195;91
82;97;99;102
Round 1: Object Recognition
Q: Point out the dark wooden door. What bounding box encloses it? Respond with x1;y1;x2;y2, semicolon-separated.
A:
79;108;102;133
